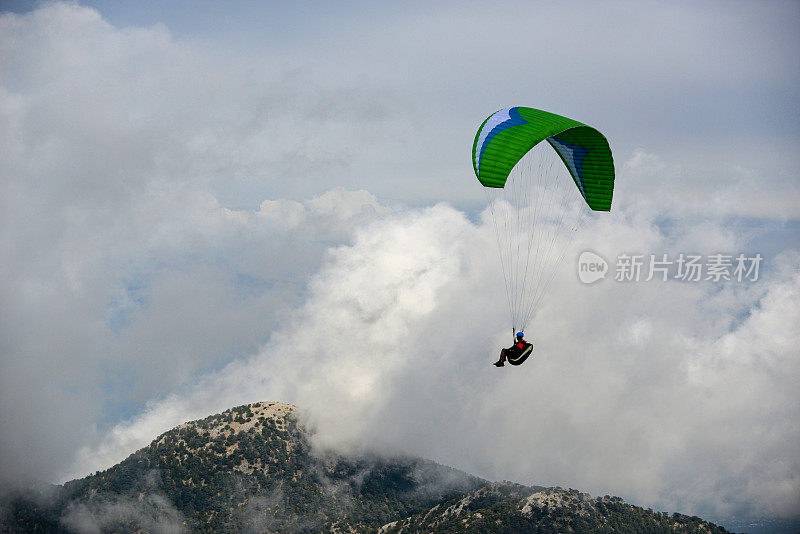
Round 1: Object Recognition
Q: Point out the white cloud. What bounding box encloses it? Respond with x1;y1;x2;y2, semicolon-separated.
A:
621;149;800;220
62;192;800;521
0;2;395;485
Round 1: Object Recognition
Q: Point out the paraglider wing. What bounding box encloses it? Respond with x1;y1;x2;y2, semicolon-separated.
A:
472;107;615;210
473;106;615;339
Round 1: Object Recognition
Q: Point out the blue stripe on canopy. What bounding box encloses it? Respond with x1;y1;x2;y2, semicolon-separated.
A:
476;107;528;174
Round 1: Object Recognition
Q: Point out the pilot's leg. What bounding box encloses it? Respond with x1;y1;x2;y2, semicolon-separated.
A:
494;349;507;367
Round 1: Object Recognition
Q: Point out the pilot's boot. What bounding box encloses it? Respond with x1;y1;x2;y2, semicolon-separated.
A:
494;349;507;367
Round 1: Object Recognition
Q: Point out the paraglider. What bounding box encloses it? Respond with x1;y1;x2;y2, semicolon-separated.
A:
473;107;615;366
494;332;532;367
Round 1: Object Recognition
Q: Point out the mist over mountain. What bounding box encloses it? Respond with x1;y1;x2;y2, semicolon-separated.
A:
0;401;739;533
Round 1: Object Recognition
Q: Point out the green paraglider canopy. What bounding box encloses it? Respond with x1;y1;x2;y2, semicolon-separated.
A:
473;106;615;335
472;107;615;211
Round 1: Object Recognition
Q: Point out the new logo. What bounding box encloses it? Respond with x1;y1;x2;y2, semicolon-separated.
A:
578;251;609;284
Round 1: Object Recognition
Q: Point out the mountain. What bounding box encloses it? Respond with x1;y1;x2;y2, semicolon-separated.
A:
1;402;733;533
379;483;732;533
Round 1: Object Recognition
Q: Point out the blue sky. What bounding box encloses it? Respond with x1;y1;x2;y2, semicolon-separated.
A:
1;1;798;529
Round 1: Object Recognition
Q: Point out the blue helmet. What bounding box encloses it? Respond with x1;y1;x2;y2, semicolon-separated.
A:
516;332;524;338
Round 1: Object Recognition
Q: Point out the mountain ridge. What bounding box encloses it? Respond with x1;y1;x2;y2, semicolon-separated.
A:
1;401;734;533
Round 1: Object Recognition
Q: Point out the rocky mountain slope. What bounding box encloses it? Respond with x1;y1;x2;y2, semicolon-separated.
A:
379;483;731;533
1;401;733;533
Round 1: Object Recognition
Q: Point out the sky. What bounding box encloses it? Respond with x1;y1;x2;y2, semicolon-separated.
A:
1;0;799;529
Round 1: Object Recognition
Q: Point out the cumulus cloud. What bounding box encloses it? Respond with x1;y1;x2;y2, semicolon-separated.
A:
1;1;798;527
0;2;393;486
0;179;386;485
62;186;800;521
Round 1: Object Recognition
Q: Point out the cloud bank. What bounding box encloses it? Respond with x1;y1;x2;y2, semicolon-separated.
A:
61;194;800;521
